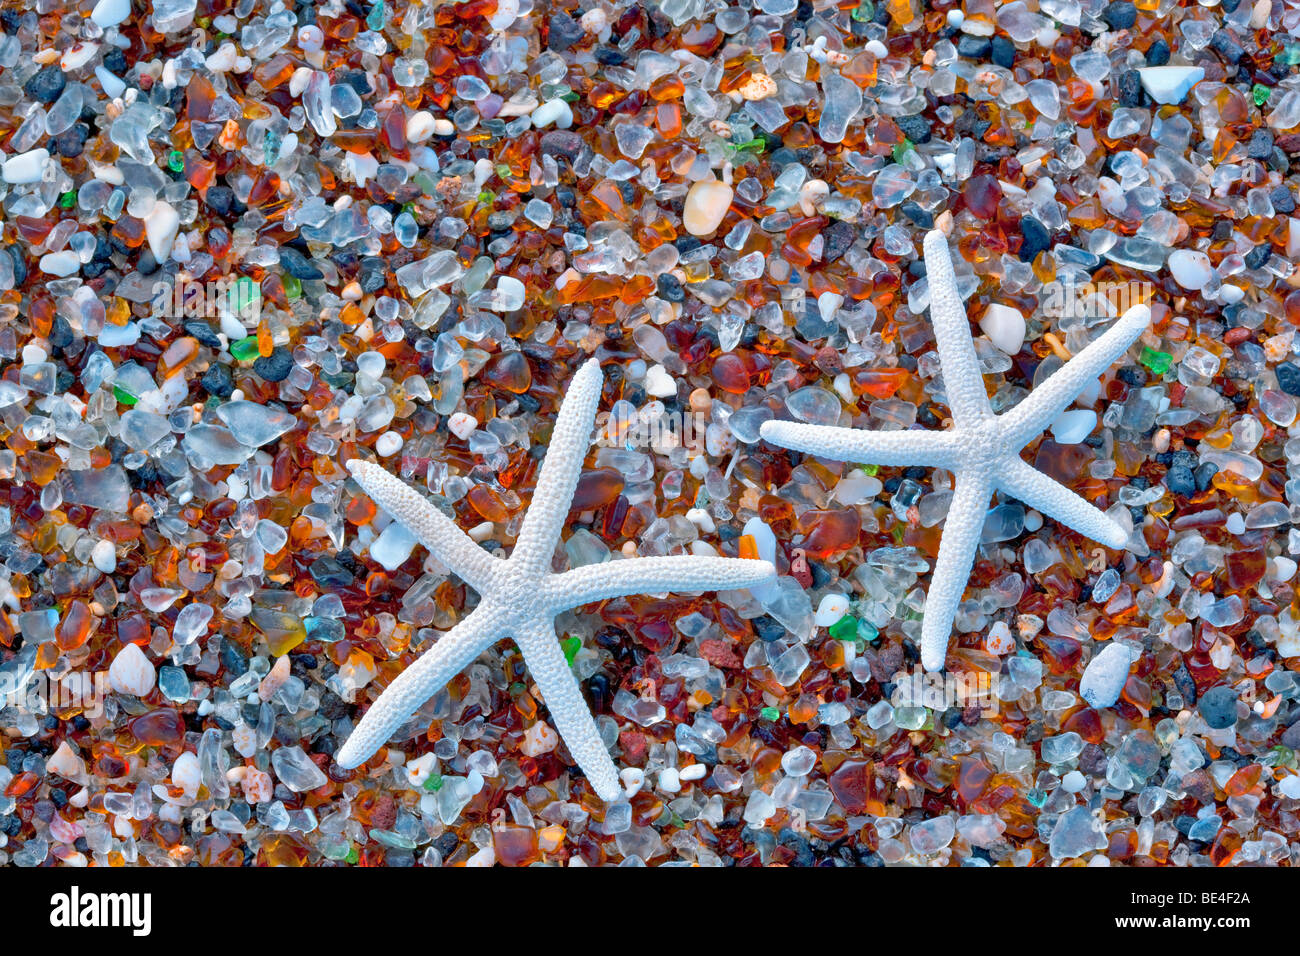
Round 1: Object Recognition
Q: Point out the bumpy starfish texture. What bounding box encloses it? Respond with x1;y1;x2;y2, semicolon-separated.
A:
337;358;776;801
760;230;1150;673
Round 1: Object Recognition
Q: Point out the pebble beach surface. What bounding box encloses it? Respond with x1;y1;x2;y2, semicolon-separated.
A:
0;0;1299;867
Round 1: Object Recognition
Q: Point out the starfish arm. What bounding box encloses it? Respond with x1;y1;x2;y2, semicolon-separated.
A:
1001;304;1151;448
759;420;960;469
515;620;622;802
346;460;499;593
996;457;1128;549
920;473;993;672
548;556;776;611
335;609;500;769
923;230;993;424
513;357;604;571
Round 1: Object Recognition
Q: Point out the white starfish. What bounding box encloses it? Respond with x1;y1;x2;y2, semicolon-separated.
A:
337;358;776;801
759;229;1150;673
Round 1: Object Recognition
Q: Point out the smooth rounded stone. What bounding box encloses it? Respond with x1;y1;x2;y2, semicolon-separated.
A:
216;400;297;447
1198;685;1239;729
1167;248;1213;290
108;642;156;697
1137;66;1205;105
682;180;734;236
1079;642;1135;708
375;431;403;457
520;721;559;756
1050;408;1097;444
658;767;681;793
530;98;573;129
985;620;1014;654
979;303;1026;354
171;752;200;799
3;148;50;184
406;110;435;142
91;538;116;574
447;412;478;439
643;364;678;398
39;251;81;276
815;593;850;626
92;0;131;26
46;741;85;779
144;202;181;261
95;65;126;98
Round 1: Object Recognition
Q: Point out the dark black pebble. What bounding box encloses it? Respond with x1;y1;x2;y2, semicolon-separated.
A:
1277;361;1300;396
204;185;235;216
253;348;293;383
1117;70;1143;108
359;257;387;293
1018;216;1051;261
23;64;65;103
956;34;991;59
1165;463;1196;497
1246;129;1274;160
1101;1;1137;30
895;114;931;144
1271;186;1296;214
990;35;1016;69
548;11;584;51
200;362;235;398
184;320;223;349
278;246;324;280
656;272;684;302
822;220;857;260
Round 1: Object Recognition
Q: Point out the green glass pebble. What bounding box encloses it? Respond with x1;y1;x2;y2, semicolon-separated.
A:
1140;346;1172;376
59;191;76;209
422;772;443;792
168;150;184;172
858;619;880;643
282;274;302;300
1253;84;1271;106
113;385;138;406
829;614;857;640
561;635;581;665
231;336;262;361
760;706;780;721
